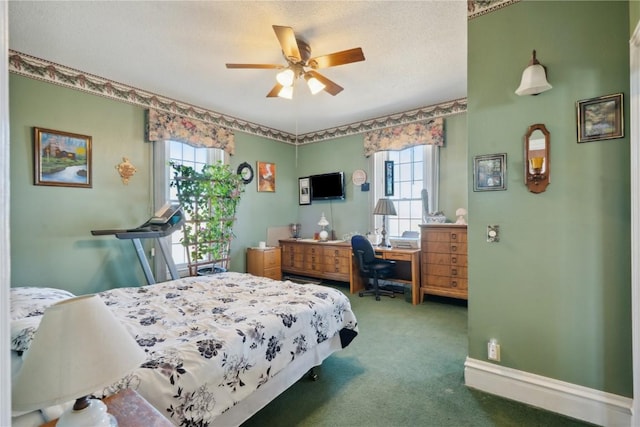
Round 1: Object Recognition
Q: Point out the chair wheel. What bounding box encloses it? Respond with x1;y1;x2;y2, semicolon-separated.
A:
359;292;364;297
375;296;380;301
390;294;395;298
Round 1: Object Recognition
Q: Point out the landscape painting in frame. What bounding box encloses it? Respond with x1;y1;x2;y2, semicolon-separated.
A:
34;127;92;188
576;93;624;143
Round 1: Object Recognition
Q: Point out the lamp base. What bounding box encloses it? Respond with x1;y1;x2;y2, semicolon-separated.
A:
56;398;117;427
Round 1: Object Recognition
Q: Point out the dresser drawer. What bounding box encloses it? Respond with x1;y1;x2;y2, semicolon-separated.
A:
262;250;281;268
424;252;450;265
425;275;468;290
450;254;467;267
263;267;282;281
325;247;350;259
382;251;413;262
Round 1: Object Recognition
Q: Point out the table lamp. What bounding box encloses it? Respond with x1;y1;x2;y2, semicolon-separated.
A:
373;198;397;248
318;212;330;241
12;294;147;427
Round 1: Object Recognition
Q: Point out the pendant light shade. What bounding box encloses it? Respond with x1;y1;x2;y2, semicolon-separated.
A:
515;50;552;96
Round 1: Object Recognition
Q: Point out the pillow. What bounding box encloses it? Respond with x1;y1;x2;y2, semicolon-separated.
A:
11;287;75;321
10;287;75;354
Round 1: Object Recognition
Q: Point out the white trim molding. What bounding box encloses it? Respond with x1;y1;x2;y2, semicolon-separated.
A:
464;358;632;426
629;18;640;427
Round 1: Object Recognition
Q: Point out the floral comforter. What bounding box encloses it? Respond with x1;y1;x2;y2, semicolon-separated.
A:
12;272;359;426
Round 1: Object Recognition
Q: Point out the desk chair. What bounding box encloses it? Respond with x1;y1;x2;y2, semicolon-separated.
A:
351;235;396;301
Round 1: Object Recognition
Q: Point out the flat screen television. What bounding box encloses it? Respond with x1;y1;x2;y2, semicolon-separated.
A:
310;172;345;200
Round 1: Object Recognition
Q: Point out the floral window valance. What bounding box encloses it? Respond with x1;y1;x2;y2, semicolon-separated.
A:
145;109;235;155
363;118;444;157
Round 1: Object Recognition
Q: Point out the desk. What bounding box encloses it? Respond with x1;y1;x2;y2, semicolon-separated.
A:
350;247;421;305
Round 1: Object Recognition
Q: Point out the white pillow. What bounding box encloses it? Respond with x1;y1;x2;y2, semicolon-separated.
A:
10;287;76;321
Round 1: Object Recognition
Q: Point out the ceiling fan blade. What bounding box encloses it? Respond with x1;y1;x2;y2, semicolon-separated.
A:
226;63;283;69
306;70;344;96
308;47;365;69
266;83;283;98
273;25;301;63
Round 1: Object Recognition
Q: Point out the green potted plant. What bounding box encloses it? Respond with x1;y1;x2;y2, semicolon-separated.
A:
170;161;244;276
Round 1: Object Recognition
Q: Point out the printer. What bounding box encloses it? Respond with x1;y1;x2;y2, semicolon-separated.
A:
389;237;420;249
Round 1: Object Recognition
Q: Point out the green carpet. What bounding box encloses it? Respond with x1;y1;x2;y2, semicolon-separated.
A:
241;283;593;427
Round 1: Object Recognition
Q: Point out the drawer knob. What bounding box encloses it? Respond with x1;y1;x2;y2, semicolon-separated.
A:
452;281;458;287
451;245;458;252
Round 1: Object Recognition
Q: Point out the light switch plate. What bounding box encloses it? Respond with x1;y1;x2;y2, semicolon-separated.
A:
487;225;500;242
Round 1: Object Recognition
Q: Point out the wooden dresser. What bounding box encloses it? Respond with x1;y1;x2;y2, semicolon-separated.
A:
420;224;468;301
279;239;351;282
246;246;282;280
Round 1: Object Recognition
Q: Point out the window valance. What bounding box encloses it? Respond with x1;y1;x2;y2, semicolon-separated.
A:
145;109;235;155
363;118;443;157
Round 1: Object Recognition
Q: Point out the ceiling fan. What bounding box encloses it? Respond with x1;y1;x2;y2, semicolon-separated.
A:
226;25;365;99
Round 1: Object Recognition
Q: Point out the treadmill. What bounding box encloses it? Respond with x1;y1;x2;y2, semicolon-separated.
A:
91;203;184;285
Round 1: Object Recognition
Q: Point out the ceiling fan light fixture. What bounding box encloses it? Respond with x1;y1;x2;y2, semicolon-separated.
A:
305;74;325;95
278;85;294;100
276;68;295;87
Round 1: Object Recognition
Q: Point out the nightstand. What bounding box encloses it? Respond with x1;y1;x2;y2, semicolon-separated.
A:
246;246;282;280
40;389;173;427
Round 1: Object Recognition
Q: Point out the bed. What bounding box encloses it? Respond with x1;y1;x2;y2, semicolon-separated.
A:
10;272;359;426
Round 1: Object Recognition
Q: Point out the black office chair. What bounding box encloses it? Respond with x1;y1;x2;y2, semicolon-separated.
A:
351;235;396;301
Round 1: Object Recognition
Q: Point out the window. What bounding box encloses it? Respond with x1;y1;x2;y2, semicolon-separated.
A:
373;145;438;238
154;140;225;274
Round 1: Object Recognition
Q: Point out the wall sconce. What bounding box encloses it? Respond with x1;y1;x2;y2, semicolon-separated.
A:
524;123;550;193
515;50;552;96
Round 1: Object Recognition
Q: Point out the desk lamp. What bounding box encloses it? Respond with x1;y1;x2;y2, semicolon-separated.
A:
12;294;146;427
373;198;397;248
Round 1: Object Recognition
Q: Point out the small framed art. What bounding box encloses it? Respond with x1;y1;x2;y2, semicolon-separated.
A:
384;160;394;196
473;153;507;192
299;177;311;205
34;127;92;188
257;161;276;192
576;93;624;143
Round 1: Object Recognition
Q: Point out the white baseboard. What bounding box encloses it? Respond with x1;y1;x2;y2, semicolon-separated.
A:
464;357;632;426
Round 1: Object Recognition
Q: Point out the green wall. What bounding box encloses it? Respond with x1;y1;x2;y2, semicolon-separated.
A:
9;74;298;291
230;132;298;271
294;114;468;239
10;75;150;294
9;72;468;293
468;1;631;396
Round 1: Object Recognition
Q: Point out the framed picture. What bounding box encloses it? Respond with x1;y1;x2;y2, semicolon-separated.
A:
34;127;92;188
299;177;311;205
384;160;394;196
576;93;624;143
473;153;507;192
257;161;276;192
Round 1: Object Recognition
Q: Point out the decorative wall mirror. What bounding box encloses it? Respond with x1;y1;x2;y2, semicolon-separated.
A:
524;123;550;193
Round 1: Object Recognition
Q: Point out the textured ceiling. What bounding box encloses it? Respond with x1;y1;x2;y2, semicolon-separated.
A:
8;1;467;136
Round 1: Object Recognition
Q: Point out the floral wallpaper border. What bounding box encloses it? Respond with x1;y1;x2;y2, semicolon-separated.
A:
468;0;520;20
9;50;466;145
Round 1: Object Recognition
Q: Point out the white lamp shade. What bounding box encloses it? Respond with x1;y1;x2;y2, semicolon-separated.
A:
277;85;294;100
276;68;295;87
318;212;329;227
12;294;146;412
515;64;552;96
306;76;325;95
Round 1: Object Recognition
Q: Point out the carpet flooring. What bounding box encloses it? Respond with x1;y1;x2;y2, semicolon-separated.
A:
241;283;593;427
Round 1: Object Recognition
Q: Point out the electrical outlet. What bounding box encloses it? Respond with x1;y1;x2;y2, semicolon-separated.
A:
488;339;501;361
487;225;500;243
